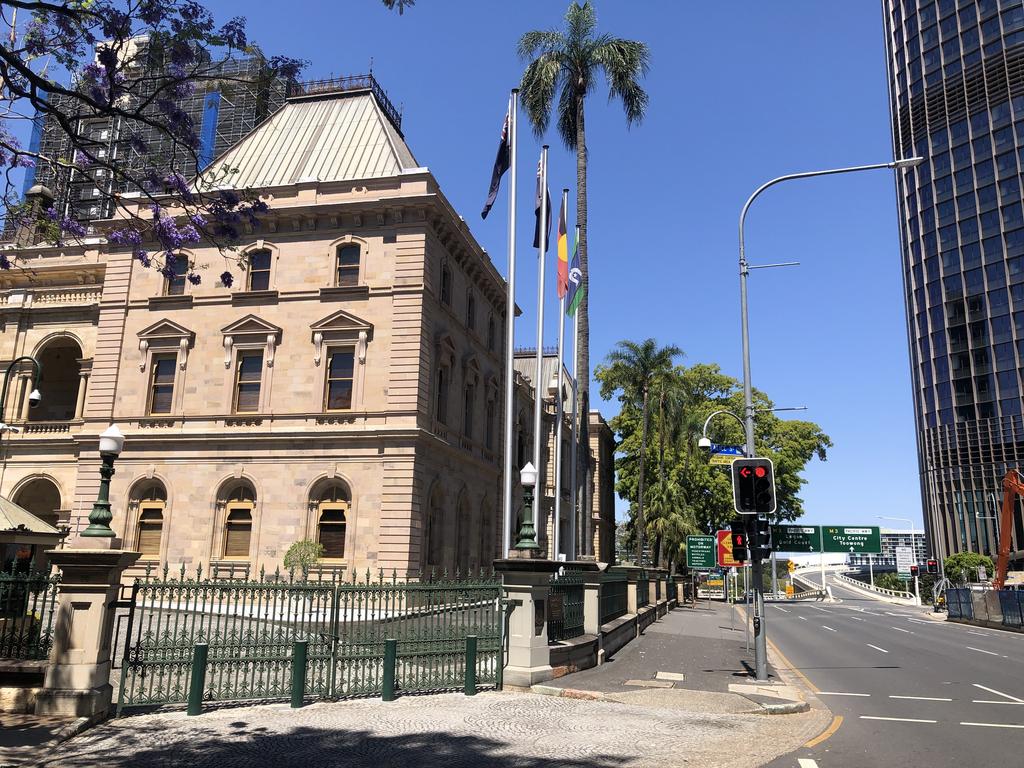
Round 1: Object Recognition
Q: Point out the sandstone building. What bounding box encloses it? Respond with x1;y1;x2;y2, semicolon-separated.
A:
0;78;616;578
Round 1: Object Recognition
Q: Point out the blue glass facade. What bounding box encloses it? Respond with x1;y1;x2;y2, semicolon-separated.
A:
884;0;1024;564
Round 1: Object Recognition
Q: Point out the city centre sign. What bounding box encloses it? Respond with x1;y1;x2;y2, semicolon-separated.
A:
822;526;881;554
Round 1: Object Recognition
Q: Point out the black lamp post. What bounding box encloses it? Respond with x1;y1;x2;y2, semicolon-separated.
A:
0;355;42;426
82;425;125;538
514;462;540;552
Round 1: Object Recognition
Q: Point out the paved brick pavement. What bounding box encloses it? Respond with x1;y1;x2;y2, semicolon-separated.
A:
39;691;828;768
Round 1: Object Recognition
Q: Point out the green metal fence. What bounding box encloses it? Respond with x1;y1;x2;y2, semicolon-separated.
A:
599;569;628;625
117;565;502;713
547;569;584;642
0;565;59;660
636;570;649;608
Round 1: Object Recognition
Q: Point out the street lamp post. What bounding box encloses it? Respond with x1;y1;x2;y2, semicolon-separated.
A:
737;156;923;682
877;515;921;604
0;356;43;427
81;425;125;538
514;462;541;553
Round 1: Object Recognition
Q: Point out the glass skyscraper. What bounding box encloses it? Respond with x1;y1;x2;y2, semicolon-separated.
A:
883;0;1024;567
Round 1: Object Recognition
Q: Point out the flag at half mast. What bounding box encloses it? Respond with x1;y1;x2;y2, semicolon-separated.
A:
566;228;585;316
556;194;568;298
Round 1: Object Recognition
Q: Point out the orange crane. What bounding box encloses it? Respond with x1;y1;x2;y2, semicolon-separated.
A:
994;469;1024;590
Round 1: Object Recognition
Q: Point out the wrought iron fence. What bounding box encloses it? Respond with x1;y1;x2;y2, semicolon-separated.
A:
599;569;628;625
636;569;649;608
547;569;584;643
117;565;502;713
0;564;59;660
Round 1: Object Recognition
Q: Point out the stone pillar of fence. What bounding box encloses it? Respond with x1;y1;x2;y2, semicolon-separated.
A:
35;547;140;718
623;566;641;615
570;561;603;636
494;558;561;687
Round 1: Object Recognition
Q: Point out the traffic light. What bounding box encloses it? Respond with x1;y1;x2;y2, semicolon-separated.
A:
730;522;749;563
732;458;777;516
754;518;772;554
910;564;920;578
926;558;938;575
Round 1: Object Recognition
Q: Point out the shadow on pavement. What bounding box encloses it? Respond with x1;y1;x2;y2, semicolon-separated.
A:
40;719;629;768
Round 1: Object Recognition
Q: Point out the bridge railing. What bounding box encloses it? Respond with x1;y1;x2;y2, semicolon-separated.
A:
835;570;915;601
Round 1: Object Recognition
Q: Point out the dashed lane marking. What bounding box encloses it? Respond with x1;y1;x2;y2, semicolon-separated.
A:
972;700;1024;705
810;606;832;613
849;616;865;621
860;716;936;723
972;684;1024;703
775;606;790;613
890;627;912;633
798;760;820;768
960;721;1024;729
799;616;808;621
907;619;931;624
968;630;993;636
821;625;837;632
889;695;953;701
966;646;1001;657
817;692;870;697
867;644;889;653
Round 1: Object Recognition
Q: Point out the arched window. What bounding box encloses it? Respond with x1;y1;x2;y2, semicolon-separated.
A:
130;482;166;559
456;494;471;574
246;249;272;291
466;291;476;331
314;483;349;560
336;244;360;287
164;255;188;296
463;383;475;438
30;337;83;422
12;477;61;528
487;316;496;352
435;366;449;424
427;488;444;567
222;483;255;559
485;398;496;450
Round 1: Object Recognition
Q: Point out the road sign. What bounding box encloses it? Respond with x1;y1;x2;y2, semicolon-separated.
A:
716;530;745;568
771;525;822;552
731;458;776;515
709;444;743;466
787;560;796;573
786;583;794;596
822;526;881;554
895;546;914;578
686;535;717;569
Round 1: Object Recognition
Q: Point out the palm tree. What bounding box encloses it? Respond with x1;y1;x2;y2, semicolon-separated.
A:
598;339;681;563
518;3;650;546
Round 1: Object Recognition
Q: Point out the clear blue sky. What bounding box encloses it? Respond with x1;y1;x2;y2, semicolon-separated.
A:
25;1;927;531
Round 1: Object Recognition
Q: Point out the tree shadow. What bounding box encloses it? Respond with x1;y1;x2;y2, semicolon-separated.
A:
40;717;633;768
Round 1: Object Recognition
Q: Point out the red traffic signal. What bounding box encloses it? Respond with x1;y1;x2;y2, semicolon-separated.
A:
910;564;920;577
732;458;777;516
730;522;749;562
926;558;938;575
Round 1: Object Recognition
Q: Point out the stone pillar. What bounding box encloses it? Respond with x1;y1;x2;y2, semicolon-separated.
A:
18;373;32;421
35;546;140;718
624;566;641;615
74;372;88;420
494;558;560;687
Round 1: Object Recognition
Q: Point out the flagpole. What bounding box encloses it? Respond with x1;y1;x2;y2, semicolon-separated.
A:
553;188;569;561
569;230;580;559
532;146;549;556
501;89;518;559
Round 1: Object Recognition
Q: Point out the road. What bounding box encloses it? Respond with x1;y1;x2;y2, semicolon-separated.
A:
765;571;1024;768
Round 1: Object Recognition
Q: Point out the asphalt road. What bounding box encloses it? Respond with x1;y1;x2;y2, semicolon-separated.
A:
765;571;1024;768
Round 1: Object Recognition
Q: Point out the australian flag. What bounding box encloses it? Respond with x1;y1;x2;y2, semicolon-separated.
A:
481;101;510;219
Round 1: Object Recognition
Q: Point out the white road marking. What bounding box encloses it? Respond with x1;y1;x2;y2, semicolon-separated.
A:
889;695;953;701
811;606;832;613
775;607;790;613
966;646;1001;657
972;684;1024;703
821;625;837;632
968;630;994;637
890;627;912;633
907;619;931;624
867;644;889;653
848;616;865;621
972;700;1024;705
960;721;1024;729
817;691;871;697
885;612;905;617
797;760;819;768
860;716;936;723
799;616;808;621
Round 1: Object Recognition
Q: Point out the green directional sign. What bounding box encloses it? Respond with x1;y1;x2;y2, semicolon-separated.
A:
686;535;717;569
822;526;881;554
771;525;822;552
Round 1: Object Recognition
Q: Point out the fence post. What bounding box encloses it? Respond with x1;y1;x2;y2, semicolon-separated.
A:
381;638;397;702
187;643;209;716
493;558;561;687
464;635;477;696
291;640;308;708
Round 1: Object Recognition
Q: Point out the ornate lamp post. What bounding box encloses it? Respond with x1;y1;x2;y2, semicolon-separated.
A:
514;462;540;553
81;425;125;538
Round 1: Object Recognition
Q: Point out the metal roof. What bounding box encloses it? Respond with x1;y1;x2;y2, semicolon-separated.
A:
200;90;418;189
0;495;60;535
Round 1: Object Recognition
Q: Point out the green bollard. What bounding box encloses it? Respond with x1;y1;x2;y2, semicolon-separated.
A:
187;643;209;716
464;635;478;696
382;638;397;702
291;640;308;708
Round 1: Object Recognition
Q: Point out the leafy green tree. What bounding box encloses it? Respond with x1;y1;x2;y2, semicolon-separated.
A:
284;540;324;573
944;551;995;584
518;2;650;526
596;339;681;562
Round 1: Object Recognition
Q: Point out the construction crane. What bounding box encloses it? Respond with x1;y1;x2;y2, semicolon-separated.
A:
994;469;1024;590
